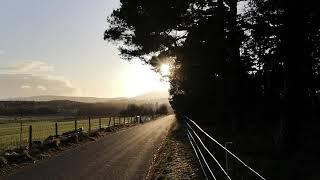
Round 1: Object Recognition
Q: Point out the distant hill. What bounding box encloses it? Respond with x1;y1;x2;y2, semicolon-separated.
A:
0;91;172;117
1;90;169;103
1;95;120;103
134;90;169;100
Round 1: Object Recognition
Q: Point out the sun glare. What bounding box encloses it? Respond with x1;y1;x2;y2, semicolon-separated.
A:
122;61;170;97
160;64;170;76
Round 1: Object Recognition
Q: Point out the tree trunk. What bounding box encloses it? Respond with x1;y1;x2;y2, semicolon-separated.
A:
227;0;242;135
282;2;312;156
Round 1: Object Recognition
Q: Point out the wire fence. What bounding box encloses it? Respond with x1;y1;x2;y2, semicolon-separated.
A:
0;115;153;153
185;116;266;180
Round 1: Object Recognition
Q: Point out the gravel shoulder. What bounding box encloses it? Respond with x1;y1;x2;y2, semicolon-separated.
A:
147;120;203;180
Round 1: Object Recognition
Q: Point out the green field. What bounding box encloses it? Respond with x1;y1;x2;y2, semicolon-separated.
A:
0;116;141;153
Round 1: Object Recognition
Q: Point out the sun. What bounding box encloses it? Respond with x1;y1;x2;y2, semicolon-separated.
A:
160;64;170;76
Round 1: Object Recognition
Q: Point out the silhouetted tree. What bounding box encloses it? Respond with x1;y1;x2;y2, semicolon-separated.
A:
156;104;168;115
105;0;320;178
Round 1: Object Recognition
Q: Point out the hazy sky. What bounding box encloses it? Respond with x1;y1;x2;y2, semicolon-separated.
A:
0;0;169;99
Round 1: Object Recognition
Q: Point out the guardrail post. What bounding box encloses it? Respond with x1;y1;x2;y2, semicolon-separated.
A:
225;142;232;174
28;125;32;149
55;122;58;136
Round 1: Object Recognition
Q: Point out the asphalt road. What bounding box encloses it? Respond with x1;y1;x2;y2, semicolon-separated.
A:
2;115;175;180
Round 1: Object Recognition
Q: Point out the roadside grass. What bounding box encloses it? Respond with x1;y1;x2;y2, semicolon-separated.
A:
147;120;203;180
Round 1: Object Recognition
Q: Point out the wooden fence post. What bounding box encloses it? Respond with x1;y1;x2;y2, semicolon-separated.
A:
99;118;102;130
108;117;111;126
75;119;77;131
28;125;32;149
139;116;142;123
89;117;91;134
113;117;115;126
55;122;58;136
20;122;22;148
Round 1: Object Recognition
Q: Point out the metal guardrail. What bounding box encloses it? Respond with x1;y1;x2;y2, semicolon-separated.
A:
185;116;266;180
186;129;215;179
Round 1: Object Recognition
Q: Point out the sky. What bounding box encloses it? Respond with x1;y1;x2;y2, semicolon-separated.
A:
0;0;169;99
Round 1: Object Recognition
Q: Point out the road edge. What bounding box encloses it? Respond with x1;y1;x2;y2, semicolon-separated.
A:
145;117;203;180
145;117;177;179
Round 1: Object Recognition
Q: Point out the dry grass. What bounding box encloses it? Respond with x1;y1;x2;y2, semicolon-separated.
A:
147;120;203;180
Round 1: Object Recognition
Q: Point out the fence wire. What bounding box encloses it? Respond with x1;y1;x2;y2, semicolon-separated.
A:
185;116;266;180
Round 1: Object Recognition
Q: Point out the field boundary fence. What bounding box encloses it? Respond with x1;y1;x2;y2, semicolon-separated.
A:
184;116;266;180
0;114;161;153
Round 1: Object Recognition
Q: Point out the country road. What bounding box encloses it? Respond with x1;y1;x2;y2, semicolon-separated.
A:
2;115;175;180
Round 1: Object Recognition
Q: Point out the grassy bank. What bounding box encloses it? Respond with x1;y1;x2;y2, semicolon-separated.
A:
147;120;203;180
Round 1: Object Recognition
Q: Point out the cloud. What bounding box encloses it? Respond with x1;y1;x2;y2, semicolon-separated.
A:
21;85;31;89
0;50;4;55
0;60;54;74
0;74;78;99
0;60;80;99
37;85;47;91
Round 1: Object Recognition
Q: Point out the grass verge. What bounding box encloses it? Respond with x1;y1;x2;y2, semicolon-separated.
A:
147;120;203;180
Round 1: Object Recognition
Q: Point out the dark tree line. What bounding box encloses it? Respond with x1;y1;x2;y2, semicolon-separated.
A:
119;103;169;116
105;0;320;178
0;101;169;117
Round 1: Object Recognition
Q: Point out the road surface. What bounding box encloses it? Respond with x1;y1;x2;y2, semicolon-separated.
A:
2;115;175;180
